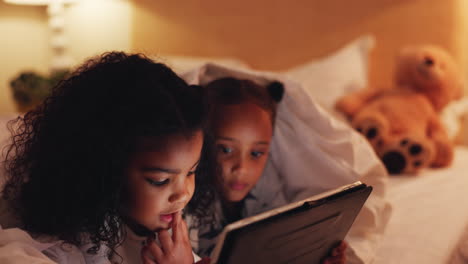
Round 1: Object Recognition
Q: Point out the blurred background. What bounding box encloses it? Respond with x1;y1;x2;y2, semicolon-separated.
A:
1;0;468;114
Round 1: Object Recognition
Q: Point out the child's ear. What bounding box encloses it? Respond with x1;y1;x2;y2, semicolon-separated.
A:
267;81;284;103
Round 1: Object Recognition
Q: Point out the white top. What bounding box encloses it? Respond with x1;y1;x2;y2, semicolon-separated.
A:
0;225;201;264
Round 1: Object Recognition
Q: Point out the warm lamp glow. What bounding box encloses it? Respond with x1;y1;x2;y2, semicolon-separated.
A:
4;0;76;5
4;0;77;71
4;0;50;4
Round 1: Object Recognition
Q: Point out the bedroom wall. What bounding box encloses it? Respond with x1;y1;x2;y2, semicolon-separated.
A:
0;0;132;114
462;0;468;87
63;0;132;66
0;2;49;114
1;0;468;114
131;0;468;93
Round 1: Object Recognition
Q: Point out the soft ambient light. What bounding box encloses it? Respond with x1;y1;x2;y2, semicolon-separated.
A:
4;0;76;5
4;0;77;71
4;0;50;4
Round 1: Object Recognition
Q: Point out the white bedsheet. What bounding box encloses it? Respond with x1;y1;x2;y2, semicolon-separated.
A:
373;146;468;264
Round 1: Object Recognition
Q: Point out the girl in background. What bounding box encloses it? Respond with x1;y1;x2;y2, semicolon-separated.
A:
188;77;346;264
1;52;213;264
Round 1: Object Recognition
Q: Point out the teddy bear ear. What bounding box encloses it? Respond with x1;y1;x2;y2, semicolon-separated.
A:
267;81;284;102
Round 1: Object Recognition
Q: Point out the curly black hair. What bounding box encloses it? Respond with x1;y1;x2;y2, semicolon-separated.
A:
2;52;215;252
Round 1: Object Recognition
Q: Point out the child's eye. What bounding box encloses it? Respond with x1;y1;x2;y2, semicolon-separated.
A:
187;170;196;177
251;151;265;158
146;178;169;186
218;145;233;154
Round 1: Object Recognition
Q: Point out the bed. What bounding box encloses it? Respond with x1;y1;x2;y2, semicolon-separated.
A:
0;80;467;263
374;146;468;264
164;50;468;263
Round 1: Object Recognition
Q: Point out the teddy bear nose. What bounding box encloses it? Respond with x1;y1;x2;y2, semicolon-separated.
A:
382;151;406;174
424;57;434;66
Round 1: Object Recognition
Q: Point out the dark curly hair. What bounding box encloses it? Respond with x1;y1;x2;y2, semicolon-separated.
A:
2;52;215;253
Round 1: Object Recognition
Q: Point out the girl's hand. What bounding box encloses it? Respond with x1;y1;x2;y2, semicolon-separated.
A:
322;241;347;264
141;212;194;264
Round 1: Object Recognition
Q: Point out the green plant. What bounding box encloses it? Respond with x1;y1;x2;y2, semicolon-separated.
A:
10;70;68;112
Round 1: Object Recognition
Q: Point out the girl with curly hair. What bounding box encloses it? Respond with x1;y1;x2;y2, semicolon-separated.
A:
0;52;214;264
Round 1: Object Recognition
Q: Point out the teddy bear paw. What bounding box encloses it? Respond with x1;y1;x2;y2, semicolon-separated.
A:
380;138;434;174
353;118;386;151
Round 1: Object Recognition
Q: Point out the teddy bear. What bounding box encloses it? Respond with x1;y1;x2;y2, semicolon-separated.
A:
335;45;463;174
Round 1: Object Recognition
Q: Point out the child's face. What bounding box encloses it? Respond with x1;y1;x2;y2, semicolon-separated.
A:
212;102;273;202
123;131;203;232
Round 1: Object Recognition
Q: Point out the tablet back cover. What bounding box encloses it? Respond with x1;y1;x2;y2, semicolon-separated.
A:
215;184;372;264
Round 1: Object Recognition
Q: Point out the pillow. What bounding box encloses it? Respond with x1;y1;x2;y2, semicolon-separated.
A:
284;35;375;116
150;55;250;74
182;63;391;264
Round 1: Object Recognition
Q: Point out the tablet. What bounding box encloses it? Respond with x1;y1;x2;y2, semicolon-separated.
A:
210;181;372;264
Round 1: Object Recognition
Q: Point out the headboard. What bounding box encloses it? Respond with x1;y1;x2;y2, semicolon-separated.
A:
131;0;467;91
